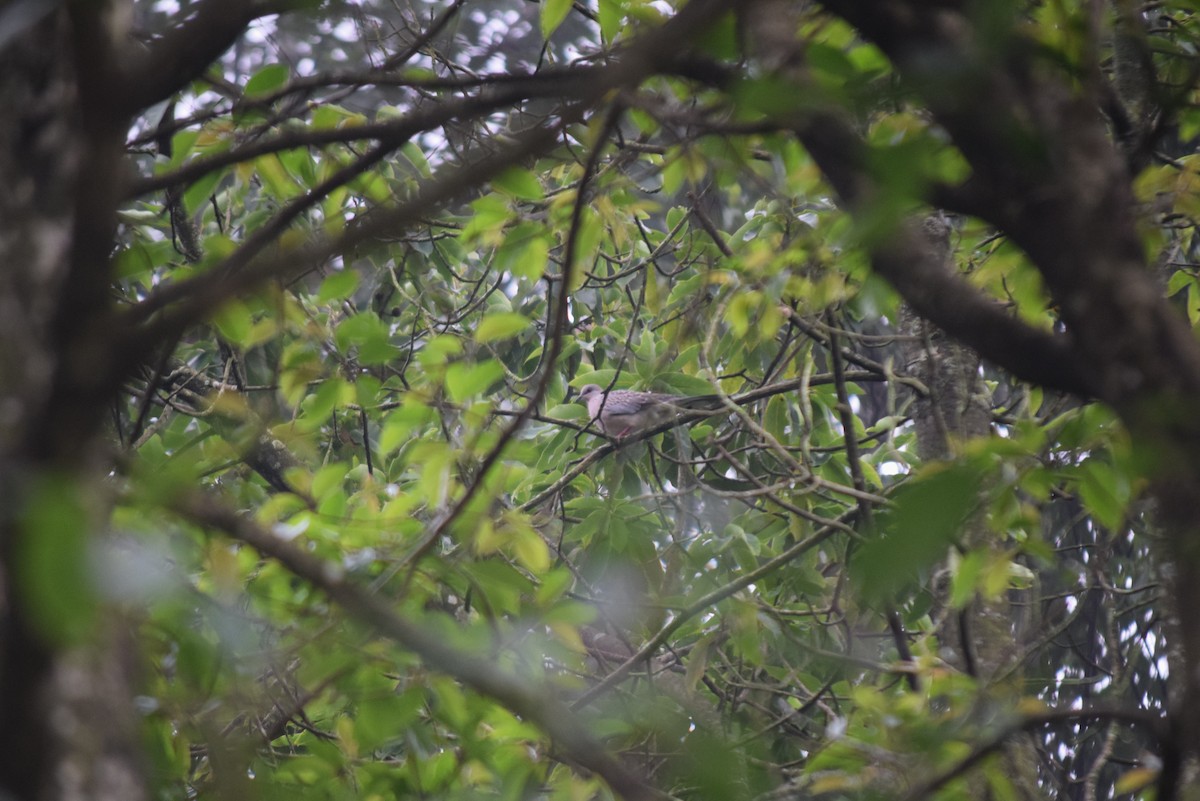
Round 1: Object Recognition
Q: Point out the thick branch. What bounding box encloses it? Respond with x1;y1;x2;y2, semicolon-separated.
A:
794;112;1094;397
119;0;296;115
816;0;1200;406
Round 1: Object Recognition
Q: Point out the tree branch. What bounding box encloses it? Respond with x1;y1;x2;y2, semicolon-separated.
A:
571;512;852;709
116;0;745;382
174;491;661;801
794;111;1094;397
898;704;1166;801
119;114;564;364
815;0;1200;407
119;0;297;115
124;77;600;199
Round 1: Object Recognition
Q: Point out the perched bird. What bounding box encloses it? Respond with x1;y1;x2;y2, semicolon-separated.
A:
577;384;719;439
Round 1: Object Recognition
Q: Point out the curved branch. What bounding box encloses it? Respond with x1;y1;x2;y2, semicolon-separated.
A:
119;0;297;115
794;111;1095;398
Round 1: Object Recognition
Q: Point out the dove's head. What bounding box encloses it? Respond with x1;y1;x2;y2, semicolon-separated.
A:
577;384;603;404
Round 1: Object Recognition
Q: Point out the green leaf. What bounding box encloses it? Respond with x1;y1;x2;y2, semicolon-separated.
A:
807;41;857;82
1114;768;1158;795
379;397;433;455
445;360;504;403
572;369;618;390
166;130;199;167
694;11;738;59
1075;457;1129;529
475;312;532;343
949;549;987;608
297;378;351;431
311;103;360;130
493;167;544;201
334;312;398;365
312;462;349;500
511;523;550;573
462;561;535;615
212;299;252;345
400;141;432;177
112;243;156;280
598;0;623;40
255;154;300;199
243;63;289;98
853;465;982;605
540;0;572;39
661;150;687;195
460;193;511;242
535;567;574;605
355;690;424;750
416;334;463;368
317;270;360;303
656;373;716;396
182;168;224;216
495;222;551;281
15;473;95;645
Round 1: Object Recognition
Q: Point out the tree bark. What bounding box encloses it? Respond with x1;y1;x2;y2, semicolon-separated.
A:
811;0;1200;771
0;7;146;800
898;217;1045;800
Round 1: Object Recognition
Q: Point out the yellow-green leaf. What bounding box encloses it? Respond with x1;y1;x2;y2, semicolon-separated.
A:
541;0;572;39
475;312;532;343
493;167;544;201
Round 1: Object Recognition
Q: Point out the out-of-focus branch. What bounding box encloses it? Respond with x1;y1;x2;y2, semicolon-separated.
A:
174;491;659;801
572;513;851;709
119;0;298;115
794;111;1094;398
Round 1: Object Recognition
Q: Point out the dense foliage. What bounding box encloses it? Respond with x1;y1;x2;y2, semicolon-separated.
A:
6;1;1200;800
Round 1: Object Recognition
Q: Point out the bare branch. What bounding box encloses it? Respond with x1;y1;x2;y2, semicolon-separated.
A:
898;704;1165;801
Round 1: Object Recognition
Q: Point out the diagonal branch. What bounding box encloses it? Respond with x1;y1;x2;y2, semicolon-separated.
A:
571;512;852;709
400;107;625;570
118;0;298;115
814;0;1200;406
794;111;1095;398
124;77;601;200
173;491;659;801
116;0;745;381
119;116;564;359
